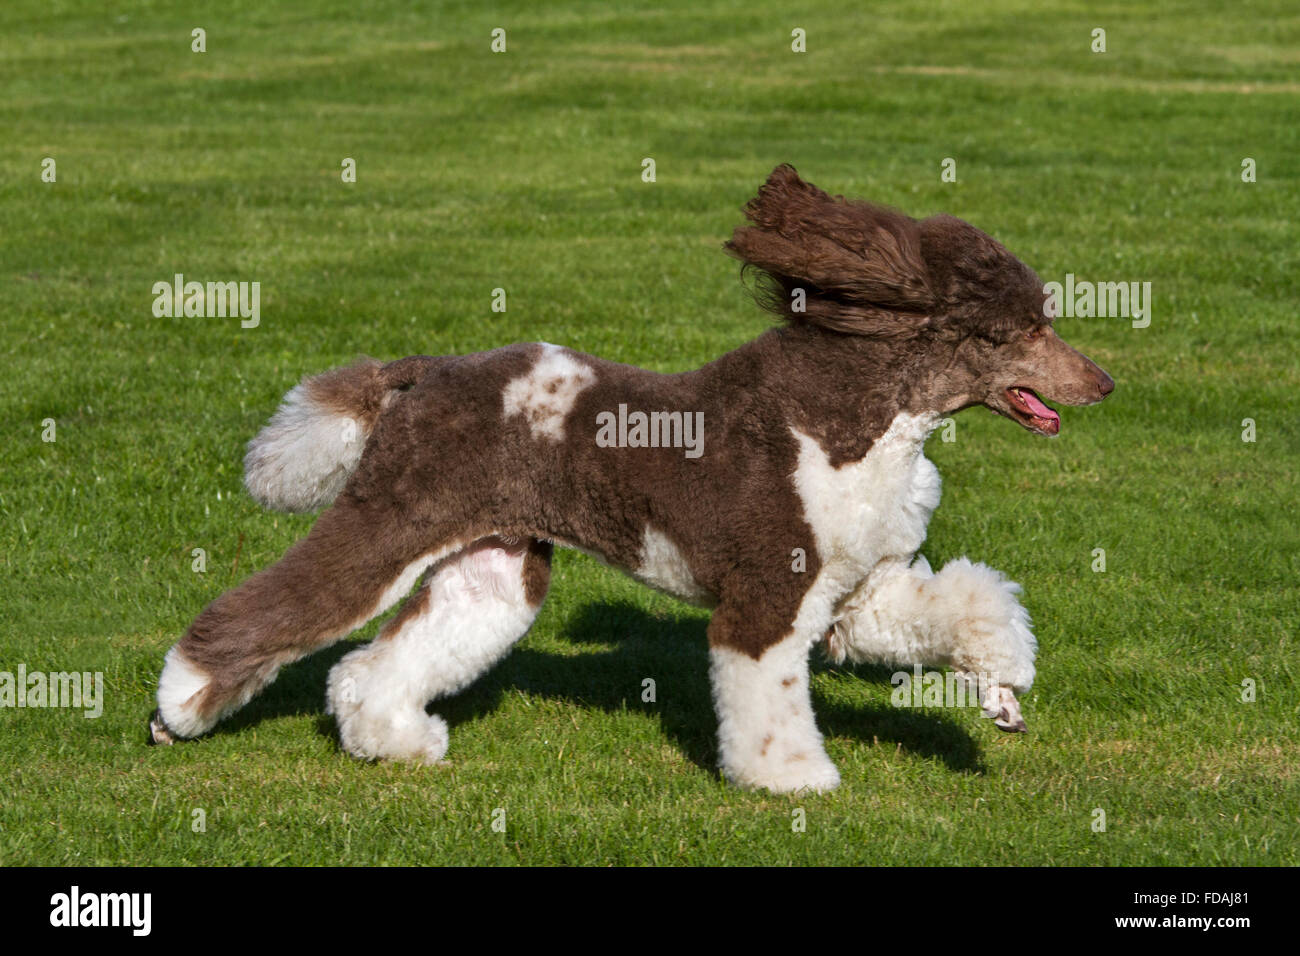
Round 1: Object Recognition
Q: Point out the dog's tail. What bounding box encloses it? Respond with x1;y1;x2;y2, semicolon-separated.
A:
243;355;435;513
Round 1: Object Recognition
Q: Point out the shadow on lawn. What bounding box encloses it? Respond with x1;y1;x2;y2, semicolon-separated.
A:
215;600;986;776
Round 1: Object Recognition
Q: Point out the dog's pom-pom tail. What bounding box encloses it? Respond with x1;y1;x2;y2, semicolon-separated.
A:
243;358;402;513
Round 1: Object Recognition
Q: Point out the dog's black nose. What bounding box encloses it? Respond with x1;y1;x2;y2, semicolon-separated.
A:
1097;371;1115;398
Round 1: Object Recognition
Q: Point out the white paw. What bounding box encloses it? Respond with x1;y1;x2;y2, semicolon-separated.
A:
784;755;842;794
326;652;450;764
722;747;841;794
155;646;216;738
334;705;450;764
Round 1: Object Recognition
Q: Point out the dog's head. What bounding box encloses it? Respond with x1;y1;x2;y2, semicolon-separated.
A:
725;164;1114;435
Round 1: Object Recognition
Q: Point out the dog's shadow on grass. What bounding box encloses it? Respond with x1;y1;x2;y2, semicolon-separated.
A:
221;601;986;776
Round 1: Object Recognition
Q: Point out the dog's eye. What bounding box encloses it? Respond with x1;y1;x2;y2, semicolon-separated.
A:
1024;326;1047;342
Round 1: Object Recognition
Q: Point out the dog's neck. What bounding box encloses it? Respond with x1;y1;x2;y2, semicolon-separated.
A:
701;324;967;467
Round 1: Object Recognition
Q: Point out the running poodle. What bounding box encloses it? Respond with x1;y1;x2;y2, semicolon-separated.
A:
150;164;1113;793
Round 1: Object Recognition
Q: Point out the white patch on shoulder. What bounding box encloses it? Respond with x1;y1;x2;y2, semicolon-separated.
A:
787;411;941;638
705;413;943;794
633;526;716;607
502;343;597;441
792;412;940;590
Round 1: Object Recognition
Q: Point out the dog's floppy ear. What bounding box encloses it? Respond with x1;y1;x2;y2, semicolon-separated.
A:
725;164;938;334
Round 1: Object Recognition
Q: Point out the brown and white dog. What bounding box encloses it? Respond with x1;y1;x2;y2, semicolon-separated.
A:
149;165;1113;793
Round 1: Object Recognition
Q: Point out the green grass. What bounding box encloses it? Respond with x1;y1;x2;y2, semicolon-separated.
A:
1;0;1297;865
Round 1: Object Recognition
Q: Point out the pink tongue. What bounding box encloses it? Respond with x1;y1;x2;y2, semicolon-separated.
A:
1020;389;1059;421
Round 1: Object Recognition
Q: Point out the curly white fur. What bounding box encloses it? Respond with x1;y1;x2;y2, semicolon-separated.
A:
326;540;541;764
710;632;840;794
154;645;213;739
828;554;1037;695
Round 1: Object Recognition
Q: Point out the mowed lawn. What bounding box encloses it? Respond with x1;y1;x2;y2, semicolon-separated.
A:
0;0;1296;865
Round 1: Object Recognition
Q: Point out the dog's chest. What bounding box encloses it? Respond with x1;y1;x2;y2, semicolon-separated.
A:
791;412;941;585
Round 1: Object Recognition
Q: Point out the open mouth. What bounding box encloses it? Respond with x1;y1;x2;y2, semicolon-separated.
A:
1006;386;1060;435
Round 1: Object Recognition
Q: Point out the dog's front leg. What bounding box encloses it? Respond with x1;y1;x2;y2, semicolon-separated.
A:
826;556;1037;731
707;589;840;794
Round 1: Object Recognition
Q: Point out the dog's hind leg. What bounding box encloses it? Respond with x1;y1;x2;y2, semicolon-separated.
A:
324;537;551;764
825;556;1037;730
151;498;463;744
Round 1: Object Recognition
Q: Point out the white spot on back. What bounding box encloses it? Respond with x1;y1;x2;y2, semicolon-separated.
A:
502;344;597;441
